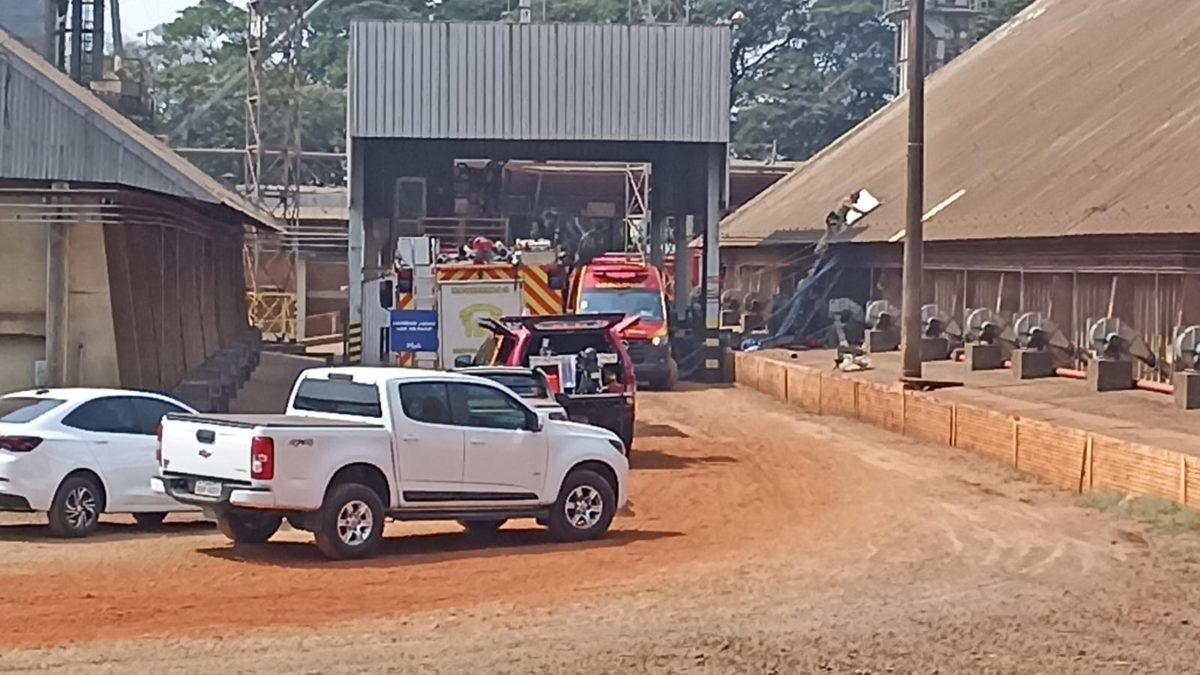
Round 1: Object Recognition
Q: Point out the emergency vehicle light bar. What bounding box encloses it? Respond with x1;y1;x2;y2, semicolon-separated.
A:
594;268;647;281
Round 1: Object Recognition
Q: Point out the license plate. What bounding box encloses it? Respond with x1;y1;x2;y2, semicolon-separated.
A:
193;480;222;498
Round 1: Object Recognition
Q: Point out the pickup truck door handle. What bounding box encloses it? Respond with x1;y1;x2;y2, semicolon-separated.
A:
400;435;419;443
468;439;486;446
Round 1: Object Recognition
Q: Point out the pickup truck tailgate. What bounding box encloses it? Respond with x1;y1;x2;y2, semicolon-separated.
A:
161;414;388;483
160;415;260;482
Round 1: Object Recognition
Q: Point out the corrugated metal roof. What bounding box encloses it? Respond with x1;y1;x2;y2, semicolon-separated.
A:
721;0;1200;248
0;27;279;230
349;21;730;143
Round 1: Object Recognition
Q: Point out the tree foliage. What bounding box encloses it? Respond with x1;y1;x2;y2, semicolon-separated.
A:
130;0;1031;181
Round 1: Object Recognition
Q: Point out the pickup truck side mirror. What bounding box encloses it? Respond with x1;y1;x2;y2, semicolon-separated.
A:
526;411;544;433
453;355;474;368
554;393;571;408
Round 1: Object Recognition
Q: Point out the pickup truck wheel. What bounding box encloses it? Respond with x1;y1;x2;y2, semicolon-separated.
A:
216;511;282;544
48;475;104;538
547;470;616;542
133;512;167;530
314;483;384;561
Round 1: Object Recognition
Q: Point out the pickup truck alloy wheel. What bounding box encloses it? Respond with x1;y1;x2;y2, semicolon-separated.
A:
48;475;104;538
547;470;616;542
337;500;374;546
565;486;604;529
315;483;385;560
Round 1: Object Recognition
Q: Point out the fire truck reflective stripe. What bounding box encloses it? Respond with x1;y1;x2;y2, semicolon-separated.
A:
397;293;415;310
521;267;562;316
397;353;414;367
437;267;519;282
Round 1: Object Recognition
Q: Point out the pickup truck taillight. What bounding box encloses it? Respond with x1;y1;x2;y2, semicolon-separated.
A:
155;424;163;465
251;436;275;480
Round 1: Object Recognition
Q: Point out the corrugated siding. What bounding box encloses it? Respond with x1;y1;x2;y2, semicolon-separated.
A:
0;52;193;195
349;21;730;143
721;0;1200;245
0;29;274;228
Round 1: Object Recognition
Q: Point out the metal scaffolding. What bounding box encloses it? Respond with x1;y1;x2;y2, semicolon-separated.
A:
243;0;308;342
623;163;651;253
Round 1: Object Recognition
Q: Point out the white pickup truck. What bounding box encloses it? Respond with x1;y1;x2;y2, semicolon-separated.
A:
152;367;628;560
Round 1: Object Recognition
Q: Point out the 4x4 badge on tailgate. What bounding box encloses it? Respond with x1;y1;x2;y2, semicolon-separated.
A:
290;439;314;447
198;449;212;458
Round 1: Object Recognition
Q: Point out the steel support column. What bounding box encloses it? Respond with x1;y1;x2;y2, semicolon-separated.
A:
348;139;365;328
674;214;693;323
703;145;724;380
45;183;70;387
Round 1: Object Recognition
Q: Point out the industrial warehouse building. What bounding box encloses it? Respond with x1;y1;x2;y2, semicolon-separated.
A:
346;20;733;371
720;0;1200;375
242;161;792;345
0;27;275;395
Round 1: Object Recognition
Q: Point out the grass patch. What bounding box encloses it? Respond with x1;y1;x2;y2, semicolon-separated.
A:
1076;491;1126;511
1077;492;1200;533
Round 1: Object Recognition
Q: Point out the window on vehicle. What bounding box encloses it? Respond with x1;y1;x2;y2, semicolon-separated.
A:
472;335;496;366
0;397;65;424
579;289;664;321
62;398;142;434
398;382;453;425
453;384;531;430
478;373;547;399
130;398;188;435
292;378;382;417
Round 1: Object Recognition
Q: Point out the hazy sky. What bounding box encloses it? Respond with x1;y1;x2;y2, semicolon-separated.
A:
122;0;244;38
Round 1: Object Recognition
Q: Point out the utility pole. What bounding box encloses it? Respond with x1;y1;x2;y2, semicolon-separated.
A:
900;0;926;380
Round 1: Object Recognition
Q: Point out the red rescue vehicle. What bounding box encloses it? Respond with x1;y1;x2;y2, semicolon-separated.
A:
568;254;678;390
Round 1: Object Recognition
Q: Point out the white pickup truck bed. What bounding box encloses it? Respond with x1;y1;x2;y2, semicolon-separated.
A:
157;413;392;511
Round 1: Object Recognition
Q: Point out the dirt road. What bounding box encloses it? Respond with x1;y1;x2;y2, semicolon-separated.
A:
1;385;1198;673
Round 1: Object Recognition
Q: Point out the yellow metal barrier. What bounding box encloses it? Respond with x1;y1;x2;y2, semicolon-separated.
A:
247;291;296;341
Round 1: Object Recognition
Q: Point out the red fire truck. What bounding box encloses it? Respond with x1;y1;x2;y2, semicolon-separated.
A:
567;253;687;390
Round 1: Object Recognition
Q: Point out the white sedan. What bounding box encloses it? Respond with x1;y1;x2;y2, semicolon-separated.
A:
0;388;200;537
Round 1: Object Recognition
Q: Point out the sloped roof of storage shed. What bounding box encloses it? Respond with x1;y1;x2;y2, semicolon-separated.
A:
721;0;1200;247
0;27;278;229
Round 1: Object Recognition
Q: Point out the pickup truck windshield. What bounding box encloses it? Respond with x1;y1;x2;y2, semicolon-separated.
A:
292;379;382;417
579;289;664;321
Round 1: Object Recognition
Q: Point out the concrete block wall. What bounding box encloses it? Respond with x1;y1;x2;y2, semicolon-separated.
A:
735;352;1198;510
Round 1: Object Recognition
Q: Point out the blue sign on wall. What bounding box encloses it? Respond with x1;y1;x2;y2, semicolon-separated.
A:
389;309;439;352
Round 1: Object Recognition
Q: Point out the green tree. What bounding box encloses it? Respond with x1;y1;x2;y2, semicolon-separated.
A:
131;0;1033;177
692;0;894;160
